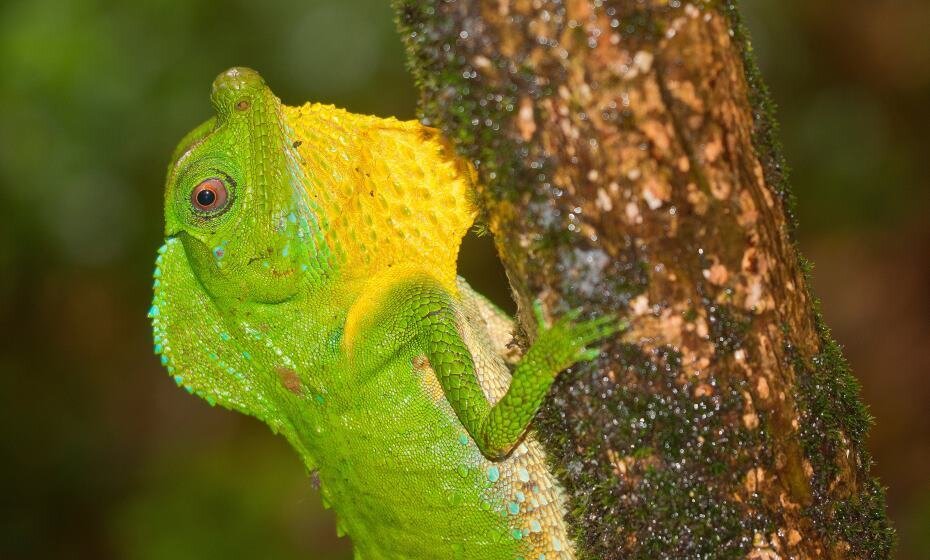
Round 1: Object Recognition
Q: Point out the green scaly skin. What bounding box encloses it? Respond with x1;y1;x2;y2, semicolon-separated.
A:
151;67;620;559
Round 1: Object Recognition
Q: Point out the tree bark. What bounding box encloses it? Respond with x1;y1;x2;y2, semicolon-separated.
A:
394;1;893;558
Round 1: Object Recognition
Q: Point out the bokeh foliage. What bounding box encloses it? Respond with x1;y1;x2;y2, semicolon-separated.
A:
0;0;927;559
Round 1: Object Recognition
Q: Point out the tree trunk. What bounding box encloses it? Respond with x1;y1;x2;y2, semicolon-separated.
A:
394;1;893;558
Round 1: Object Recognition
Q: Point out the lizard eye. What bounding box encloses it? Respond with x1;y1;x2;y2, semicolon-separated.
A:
191;178;229;214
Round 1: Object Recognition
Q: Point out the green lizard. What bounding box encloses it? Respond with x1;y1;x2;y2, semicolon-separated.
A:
150;67;619;560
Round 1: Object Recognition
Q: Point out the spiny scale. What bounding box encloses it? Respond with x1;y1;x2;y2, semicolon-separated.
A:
283;102;477;292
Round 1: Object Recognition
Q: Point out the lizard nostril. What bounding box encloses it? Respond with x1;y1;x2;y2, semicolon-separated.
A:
210;67;266;117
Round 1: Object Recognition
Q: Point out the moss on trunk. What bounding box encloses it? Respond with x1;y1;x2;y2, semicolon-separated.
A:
394;1;894;558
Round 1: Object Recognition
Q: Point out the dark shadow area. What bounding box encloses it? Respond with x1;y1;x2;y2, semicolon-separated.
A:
458;230;516;315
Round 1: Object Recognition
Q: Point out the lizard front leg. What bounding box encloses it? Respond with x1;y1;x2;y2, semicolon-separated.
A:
395;280;621;460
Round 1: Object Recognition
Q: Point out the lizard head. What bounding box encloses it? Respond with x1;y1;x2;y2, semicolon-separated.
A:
150;68;330;432
151;66;477;427
162;67;328;306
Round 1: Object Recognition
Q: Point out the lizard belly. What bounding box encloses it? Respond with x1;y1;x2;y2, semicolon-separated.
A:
315;351;574;560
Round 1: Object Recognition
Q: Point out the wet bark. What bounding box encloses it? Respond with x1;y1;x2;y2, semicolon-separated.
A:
394;1;893;558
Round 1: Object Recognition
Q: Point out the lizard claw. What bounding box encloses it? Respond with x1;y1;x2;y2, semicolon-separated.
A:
526;301;627;369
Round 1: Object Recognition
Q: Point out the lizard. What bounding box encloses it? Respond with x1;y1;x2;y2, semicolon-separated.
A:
150;67;620;560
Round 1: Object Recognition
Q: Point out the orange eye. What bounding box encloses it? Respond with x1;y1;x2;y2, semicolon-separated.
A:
191;178;228;213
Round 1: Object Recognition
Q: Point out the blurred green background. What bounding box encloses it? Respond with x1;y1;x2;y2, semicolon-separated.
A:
0;0;927;558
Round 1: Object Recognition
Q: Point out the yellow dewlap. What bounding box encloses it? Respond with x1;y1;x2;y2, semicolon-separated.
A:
283;103;478;293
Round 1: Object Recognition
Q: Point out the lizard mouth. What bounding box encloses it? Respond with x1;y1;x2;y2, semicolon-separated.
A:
245;255;296;278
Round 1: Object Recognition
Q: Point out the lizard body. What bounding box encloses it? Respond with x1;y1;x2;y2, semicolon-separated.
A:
151;67;617;559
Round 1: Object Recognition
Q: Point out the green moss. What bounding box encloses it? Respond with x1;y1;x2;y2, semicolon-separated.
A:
753;226;891;558
789;303;895;556
720;3;896;549
536;343;770;559
721;2;798;231
705;303;752;355
835;481;895;558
